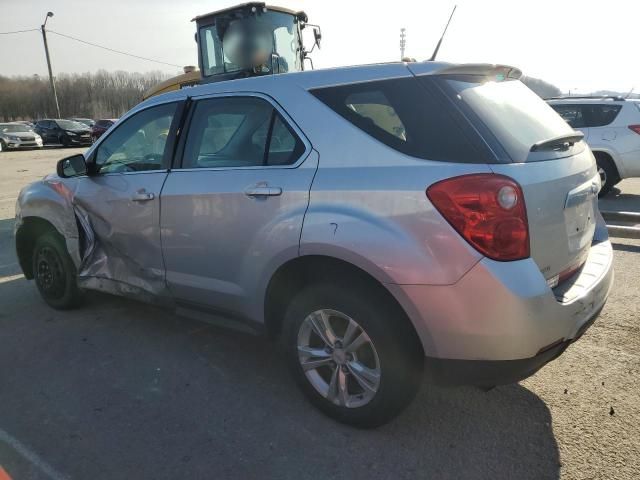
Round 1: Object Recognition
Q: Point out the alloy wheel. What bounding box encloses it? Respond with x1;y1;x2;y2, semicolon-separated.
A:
297;309;381;408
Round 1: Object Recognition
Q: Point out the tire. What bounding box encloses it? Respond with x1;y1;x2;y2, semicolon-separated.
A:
32;231;83;309
283;283;423;428
595;154;618;198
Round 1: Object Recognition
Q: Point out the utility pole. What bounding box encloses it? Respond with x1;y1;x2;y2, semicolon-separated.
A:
399;28;406;61
41;12;61;118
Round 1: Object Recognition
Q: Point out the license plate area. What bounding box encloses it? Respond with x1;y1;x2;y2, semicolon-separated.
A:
564;178;598;254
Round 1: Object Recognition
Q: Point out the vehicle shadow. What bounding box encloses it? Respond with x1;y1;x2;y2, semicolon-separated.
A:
0;277;561;480
0;217;21;279
599;186;640;212
612;242;640;253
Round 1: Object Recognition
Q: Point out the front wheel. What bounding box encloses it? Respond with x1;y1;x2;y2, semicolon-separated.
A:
284;283;423;428
32;231;83;309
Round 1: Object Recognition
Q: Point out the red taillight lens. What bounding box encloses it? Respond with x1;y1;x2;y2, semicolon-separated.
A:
628;125;640;135
427;174;530;261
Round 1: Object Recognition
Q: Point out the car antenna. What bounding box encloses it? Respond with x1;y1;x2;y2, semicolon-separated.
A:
625;86;635;99
429;5;457;62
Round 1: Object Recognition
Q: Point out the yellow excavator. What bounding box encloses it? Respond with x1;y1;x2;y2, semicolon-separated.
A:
143;2;321;100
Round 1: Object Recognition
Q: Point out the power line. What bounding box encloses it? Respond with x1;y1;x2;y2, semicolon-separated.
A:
47;29;182;68
0;28;39;35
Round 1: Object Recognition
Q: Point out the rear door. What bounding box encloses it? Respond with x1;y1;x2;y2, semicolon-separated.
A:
160;93;317;318
438;76;600;282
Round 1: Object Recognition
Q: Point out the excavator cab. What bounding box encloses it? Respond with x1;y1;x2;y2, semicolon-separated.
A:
193;2;319;84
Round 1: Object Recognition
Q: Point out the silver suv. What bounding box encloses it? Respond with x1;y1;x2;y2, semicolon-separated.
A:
15;63;614;427
547;96;640;196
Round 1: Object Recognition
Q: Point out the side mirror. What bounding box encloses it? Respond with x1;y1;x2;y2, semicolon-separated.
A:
313;27;322;49
56;154;87;178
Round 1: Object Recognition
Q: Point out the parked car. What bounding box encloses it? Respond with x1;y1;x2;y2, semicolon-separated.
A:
15;63;613;427
13;120;35;129
34;119;92;147
547;96;640;196
90;119;117;142
0;123;43;151
71;118;95;128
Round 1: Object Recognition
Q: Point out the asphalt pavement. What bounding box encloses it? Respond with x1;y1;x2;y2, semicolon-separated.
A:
0;148;638;480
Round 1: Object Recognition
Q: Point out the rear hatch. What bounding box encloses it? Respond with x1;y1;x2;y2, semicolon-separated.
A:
428;70;600;284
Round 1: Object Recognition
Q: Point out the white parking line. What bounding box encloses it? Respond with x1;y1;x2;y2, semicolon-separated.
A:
0;274;23;284
0;429;69;480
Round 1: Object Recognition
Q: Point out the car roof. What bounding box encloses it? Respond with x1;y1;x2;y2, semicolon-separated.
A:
137;61;520;110
546;97;627;105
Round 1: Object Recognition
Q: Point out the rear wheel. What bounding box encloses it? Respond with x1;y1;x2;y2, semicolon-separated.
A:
595;153;618;197
284;283;423;428
32;231;82;309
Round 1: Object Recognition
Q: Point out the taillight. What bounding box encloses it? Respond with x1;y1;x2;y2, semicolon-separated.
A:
628;125;640;135
427;174;530;261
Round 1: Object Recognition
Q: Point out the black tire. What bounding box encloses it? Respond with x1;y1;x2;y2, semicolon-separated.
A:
32;231;83;309
595;153;618;198
283;283;423;428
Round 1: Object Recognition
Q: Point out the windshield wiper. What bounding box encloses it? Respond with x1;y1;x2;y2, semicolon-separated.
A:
530;132;584;152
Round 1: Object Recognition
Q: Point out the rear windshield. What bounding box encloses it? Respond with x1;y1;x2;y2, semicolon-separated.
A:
310;77;492;163
444;77;575;162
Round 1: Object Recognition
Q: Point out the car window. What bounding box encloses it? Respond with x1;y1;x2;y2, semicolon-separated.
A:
311;77;491;163
95;103;177;174
182;96;305;168
550;104;586;128
267;114;305;165
581;104;622;127
344;90;407;141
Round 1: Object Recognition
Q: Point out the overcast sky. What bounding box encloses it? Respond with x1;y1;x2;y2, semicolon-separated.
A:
1;0;638;93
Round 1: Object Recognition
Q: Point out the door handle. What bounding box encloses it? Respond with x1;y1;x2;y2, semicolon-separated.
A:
244;186;283;197
131;190;155;202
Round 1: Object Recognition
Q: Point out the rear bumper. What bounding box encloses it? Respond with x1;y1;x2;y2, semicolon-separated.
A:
424;304;602;386
387;238;614;382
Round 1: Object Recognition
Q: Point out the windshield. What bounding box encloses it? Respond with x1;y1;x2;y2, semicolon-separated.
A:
445;77;575;161
57;120;87;130
199;11;301;77
0;124;32;133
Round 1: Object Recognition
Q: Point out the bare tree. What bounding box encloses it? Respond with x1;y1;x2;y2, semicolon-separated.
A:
0;70;172;121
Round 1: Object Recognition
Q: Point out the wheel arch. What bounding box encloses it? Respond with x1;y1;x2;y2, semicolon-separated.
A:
263;254;425;356
15;216;61;279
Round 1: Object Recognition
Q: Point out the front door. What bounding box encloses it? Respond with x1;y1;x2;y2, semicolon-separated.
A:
160;94;317;320
72;101;181;297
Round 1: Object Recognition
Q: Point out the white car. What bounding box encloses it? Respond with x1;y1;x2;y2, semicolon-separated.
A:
547;96;640;196
0;123;44;152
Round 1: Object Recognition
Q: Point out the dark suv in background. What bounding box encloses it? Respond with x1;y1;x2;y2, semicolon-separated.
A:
34;119;92;147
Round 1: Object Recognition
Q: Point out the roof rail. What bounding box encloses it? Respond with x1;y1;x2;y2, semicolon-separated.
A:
545;95;626;101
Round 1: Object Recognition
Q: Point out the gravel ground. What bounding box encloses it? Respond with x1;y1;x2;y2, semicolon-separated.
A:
0;148;638;480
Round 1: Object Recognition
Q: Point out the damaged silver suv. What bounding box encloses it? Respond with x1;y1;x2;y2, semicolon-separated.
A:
15;62;614;427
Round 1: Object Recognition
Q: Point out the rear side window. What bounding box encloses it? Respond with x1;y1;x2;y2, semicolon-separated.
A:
581;104;622;127
310;77;490;163
551;104;586;129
